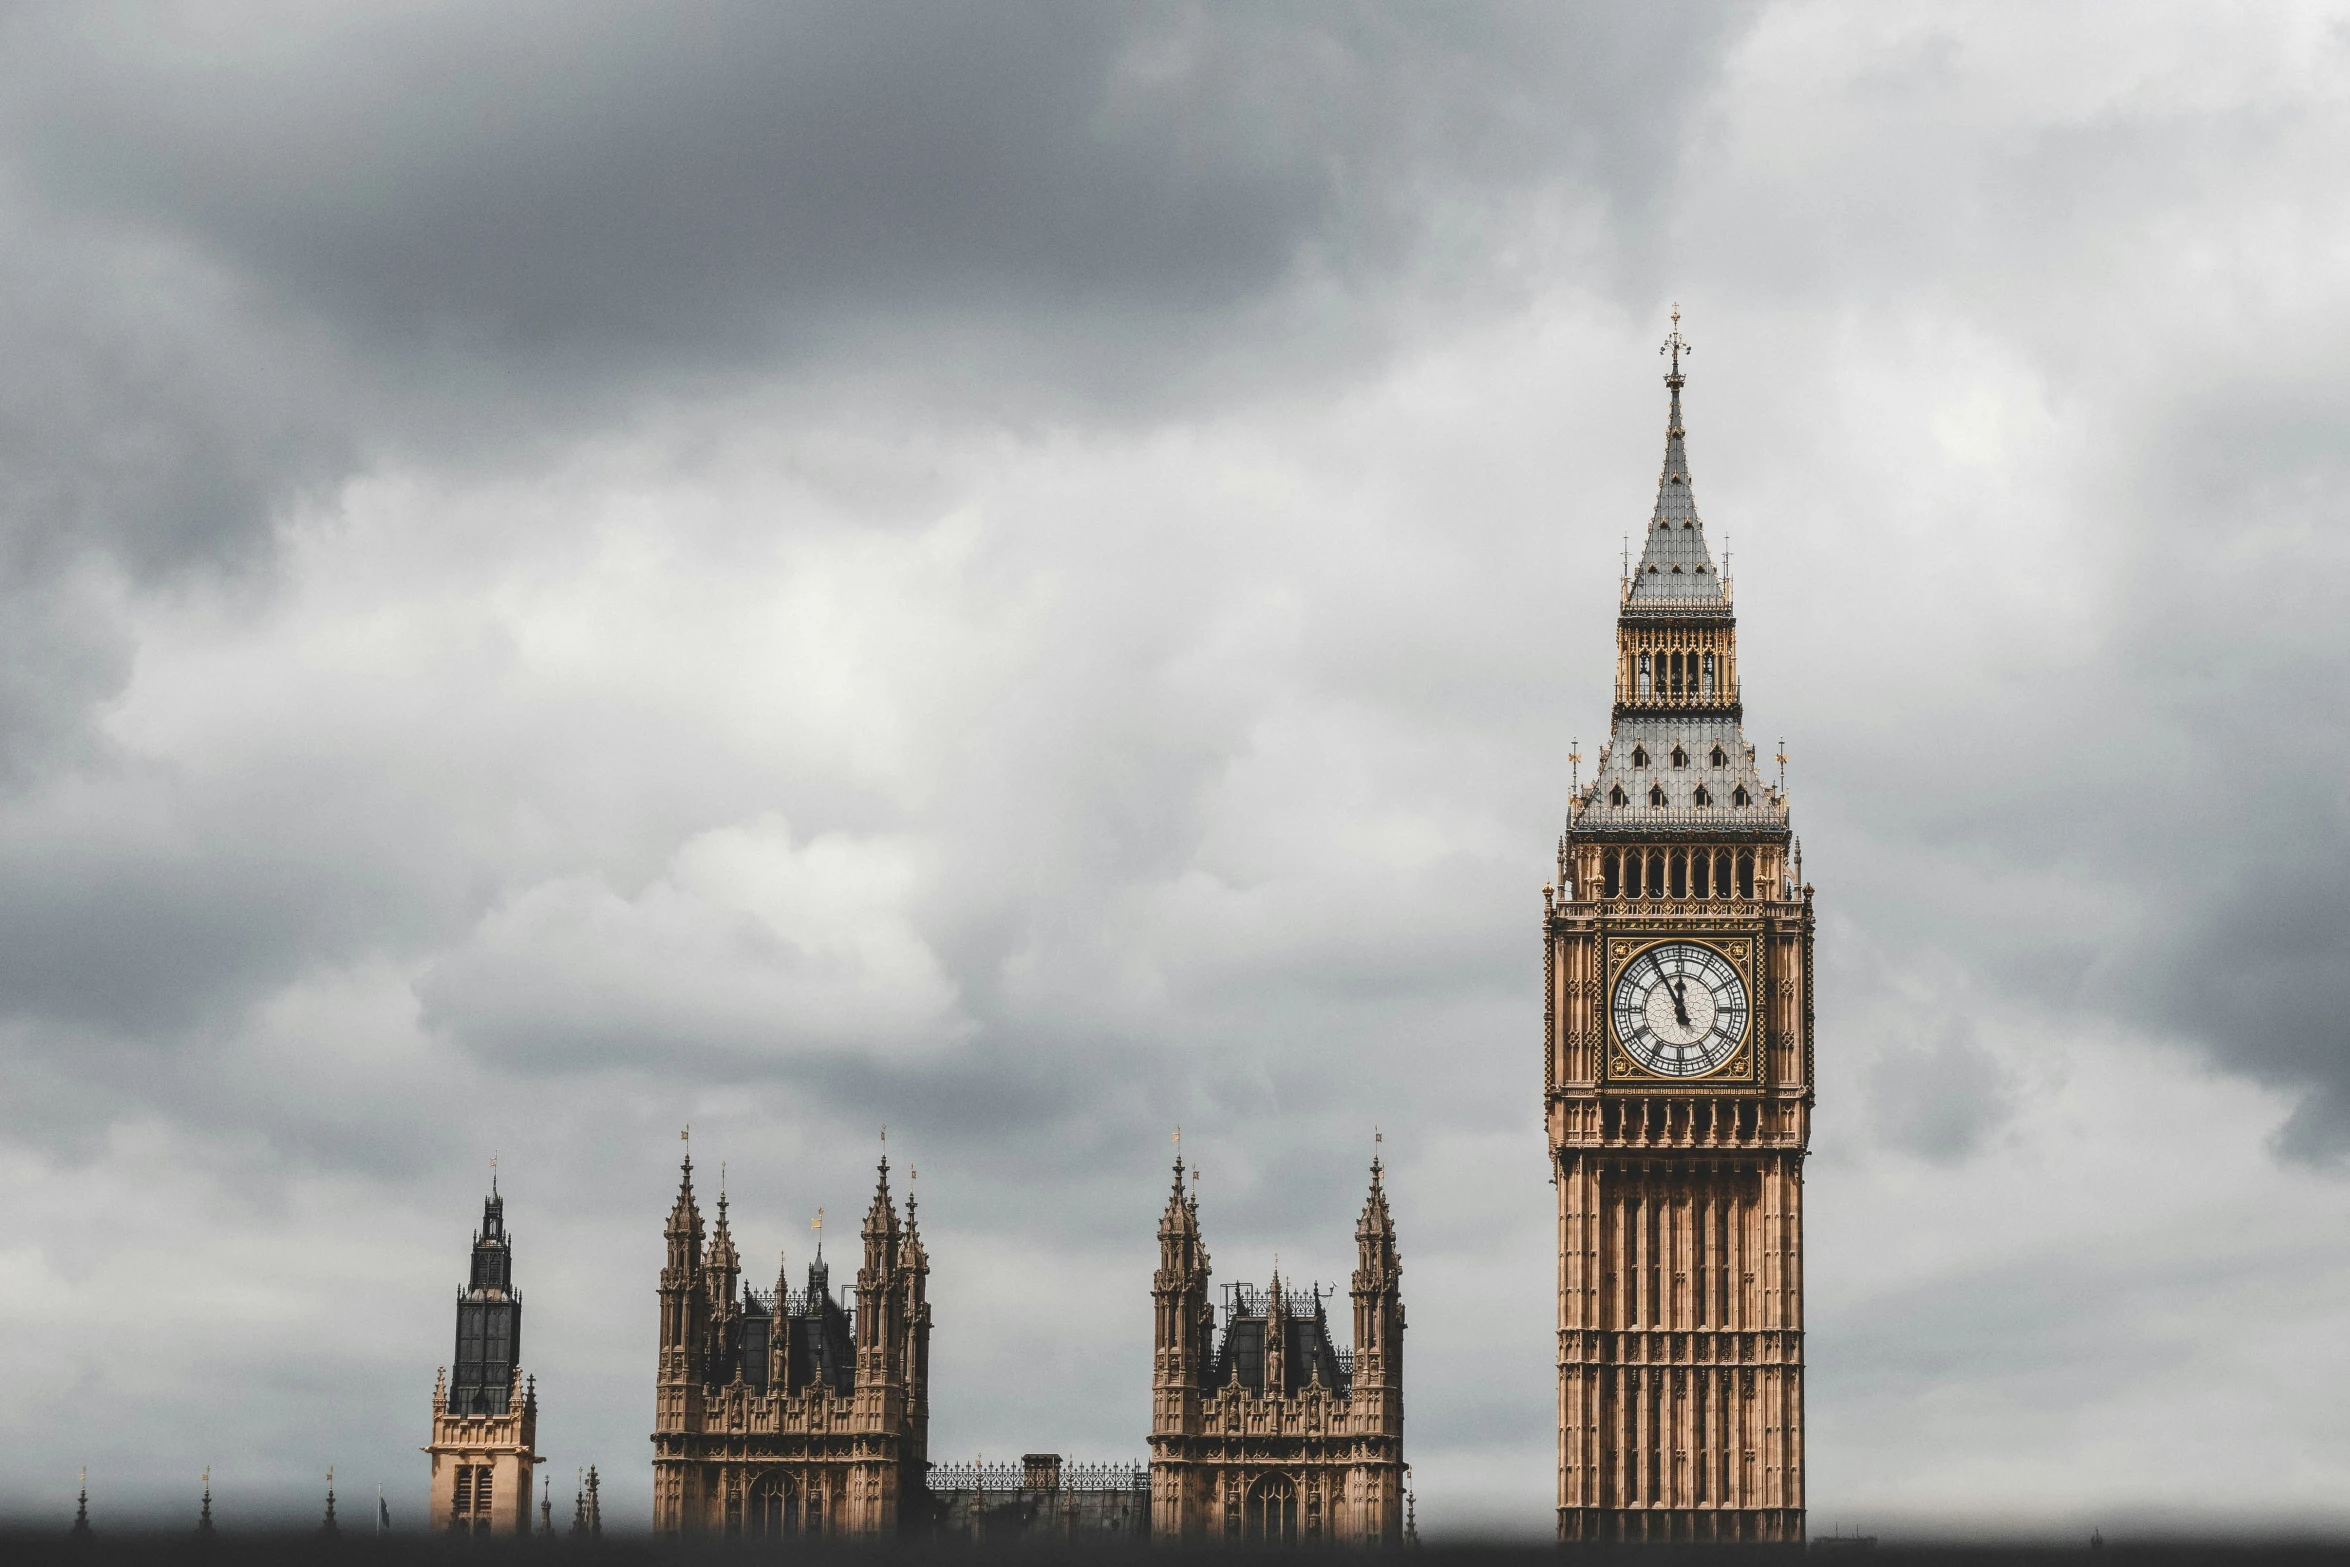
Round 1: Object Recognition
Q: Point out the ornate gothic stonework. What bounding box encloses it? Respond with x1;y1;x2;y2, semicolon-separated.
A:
1148;1156;1405;1546
651;1152;931;1539
426;1187;541;1535
1544;319;1814;1543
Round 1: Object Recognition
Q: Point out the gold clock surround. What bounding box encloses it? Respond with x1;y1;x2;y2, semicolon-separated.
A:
1600;932;1764;1092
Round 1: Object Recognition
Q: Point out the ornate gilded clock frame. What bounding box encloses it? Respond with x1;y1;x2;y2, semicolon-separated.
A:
1596;928;1766;1093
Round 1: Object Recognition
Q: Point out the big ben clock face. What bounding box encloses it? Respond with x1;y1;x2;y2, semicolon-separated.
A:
1612;941;1749;1078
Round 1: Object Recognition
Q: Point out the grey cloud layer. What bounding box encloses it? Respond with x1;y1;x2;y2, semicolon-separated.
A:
4;0;2350;1534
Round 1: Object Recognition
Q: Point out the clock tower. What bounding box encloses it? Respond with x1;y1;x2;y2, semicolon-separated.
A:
1544;315;1812;1544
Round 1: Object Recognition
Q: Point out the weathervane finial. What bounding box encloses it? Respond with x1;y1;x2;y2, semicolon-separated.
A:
1661;304;1693;384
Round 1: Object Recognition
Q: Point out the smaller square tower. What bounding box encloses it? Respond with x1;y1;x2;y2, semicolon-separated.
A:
426;1181;540;1534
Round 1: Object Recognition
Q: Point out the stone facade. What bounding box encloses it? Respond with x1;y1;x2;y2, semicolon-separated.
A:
650;1150;931;1539
1544;318;1812;1543
425;1187;540;1535
1148;1156;1405;1546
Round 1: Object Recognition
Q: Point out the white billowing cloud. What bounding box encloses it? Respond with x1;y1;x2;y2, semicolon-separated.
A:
422;816;963;1067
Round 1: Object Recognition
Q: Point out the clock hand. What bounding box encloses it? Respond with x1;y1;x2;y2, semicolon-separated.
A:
1670;976;1691;1028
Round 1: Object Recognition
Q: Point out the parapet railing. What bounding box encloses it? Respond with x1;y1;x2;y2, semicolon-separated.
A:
928;1462;1148;1494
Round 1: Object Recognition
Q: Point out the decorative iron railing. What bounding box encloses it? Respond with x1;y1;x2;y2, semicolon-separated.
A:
1221;1283;1332;1320
1618;583;1734;614
927;1462;1147;1494
1567;804;1789;832
742;1286;844;1321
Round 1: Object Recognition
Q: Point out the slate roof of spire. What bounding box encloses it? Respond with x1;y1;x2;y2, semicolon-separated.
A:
1628;367;1727;606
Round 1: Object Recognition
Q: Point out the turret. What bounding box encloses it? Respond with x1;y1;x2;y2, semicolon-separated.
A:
656;1149;707;1434
855;1156;907;1420
706;1180;742;1385
1350;1153;1404;1418
1151;1151;1213;1433
898;1174;933;1488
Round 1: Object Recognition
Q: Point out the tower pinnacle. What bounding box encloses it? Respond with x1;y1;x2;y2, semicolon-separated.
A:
1661;302;1692;386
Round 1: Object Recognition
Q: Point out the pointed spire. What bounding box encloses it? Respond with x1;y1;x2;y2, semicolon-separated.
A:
707;1162;739;1279
197;1468;213;1535
1629;305;1723;603
864;1145;898;1237
1356;1137;1401;1295
321;1470;338;1536
671;1133;698;1220
72;1467;90;1537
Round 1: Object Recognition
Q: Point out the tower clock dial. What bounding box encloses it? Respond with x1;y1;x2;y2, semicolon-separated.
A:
1611;941;1748;1077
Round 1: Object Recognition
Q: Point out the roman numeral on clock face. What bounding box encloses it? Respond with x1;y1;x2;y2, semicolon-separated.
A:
1610;941;1748;1078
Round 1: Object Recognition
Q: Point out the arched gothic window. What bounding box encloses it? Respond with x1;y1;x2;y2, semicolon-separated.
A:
1693;850;1712;897
1638;653;1651;697
1631;745;1650;768
1670;852;1688;898
1732;785;1750;807
1710;744;1728;767
1736;852;1755;899
1247;1476;1298;1545
1609;783;1628;807
1703;652;1715;695
1648;784;1667;808
1671;745;1688;768
1602;851;1620;898
1693;785;1711;807
748;1475;801;1539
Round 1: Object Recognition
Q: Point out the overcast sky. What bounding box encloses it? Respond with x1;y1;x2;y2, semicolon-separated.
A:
3;0;2348;1542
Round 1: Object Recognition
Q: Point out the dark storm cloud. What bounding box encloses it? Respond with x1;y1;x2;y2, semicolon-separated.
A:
3;2;1745;418
0;0;1751;849
2102;368;2350;1156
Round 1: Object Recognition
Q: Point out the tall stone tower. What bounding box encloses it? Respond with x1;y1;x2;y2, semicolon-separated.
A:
1148;1153;1405;1546
651;1147;932;1539
1544;315;1813;1544
426;1180;541;1534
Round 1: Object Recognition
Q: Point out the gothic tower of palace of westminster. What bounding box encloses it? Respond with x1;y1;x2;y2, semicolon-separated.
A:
1148;1150;1405;1546
425;1178;541;1535
1543;314;1813;1544
652;1143;932;1538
